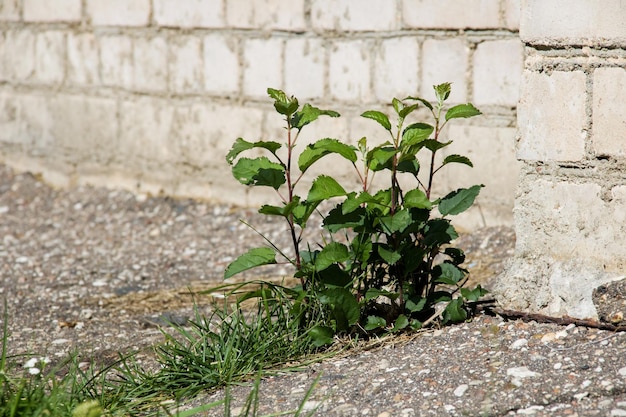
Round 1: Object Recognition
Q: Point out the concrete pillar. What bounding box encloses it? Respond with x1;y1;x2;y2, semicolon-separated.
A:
495;0;626;319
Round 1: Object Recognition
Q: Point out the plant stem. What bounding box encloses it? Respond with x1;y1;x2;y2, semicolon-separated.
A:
285;119;302;277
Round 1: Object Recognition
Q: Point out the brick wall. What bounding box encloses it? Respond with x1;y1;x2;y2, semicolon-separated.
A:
0;0;522;229
495;0;626;319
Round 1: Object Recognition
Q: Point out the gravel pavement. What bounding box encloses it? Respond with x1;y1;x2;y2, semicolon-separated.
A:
2;164;626;416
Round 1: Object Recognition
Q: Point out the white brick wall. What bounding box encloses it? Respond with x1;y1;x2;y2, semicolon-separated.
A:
154;0;224;28
0;0;20;21
421;38;468;103
169;36;203;94
521;0;626;45
374;37;419;101
592;67;626;157
329;40;371;102
87;0;150;27
311;0;397;31
284;38;325;100
0;0;524;229
473;39;523;106
24;0;81;22
33;31;65;85
204;34;239;95
517;71;587;162
243;38;283;98
67;33;99;86
402;0;500;29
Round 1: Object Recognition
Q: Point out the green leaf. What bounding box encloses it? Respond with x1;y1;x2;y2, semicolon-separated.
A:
442;154;473;168
292;103;340;130
433;263;465;285
404;96;434;111
444;247;466;264
365;288;399;301
318;264;352;288
438;185;484;216
379;209;413;234
364;315;387;331
232;157;286;189
315;242;350;271
422;140;452;152
392;314;409;332
423;219;458;246
226;138;282;165
298;138;357;172
443;298;468;323
461;285;489;302
291;200;320;227
403;189;432;209
405;296;427;313
377;244;402;265
445;103;481;121
308;325;334;347
323;204;365;233
361;110;391;131
396;158;420;175
307;175;347;202
320;288;360;331
434;83;451;102
224;247;277;279
401;123;434;147
398;103;420;119
267;88;298;115
367;145;397;171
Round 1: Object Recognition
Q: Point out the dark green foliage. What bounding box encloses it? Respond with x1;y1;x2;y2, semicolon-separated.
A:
225;85;487;346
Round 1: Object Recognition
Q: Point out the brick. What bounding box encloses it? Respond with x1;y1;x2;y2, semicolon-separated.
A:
0;0;20;21
521;0;626;46
0;30;35;81
402;0;500;29
99;35;133;88
446;126;520;225
87;0;150;27
204;34;239;95
504;0;521;30
284;38;325;100
33;31;65;85
169;35;203;94
592;67;626;157
0;93;20;143
132;36;168;93
119;97;174;163
374;37;419;101
24;0;81;22
311;0;396;31
473;39;523;106
517;70;586;162
329;40;371;102
242;38;282;99
154;0;224;28
67;32;99;86
421;38;467;103
226;0;306;31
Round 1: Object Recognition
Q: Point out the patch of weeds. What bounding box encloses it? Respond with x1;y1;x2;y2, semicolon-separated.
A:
225;84;489;345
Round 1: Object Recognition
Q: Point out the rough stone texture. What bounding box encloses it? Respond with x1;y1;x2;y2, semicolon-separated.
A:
154;0;224;28
203;34;239;95
421;38;468;103
373;37;419;101
169;36;203;94
132;36;168;93
517;70;587;162
226;0;306;31
86;0;150;27
0;0;20;21
284;38;325;100
311;0;397;31
592;67;626;158
473;39;524;106
33;31;65;85
402;0;500;29
23;0;81;22
242;37;283;99
329;40;372;102
521;0;626;46
99;35;133;88
67;32;99;86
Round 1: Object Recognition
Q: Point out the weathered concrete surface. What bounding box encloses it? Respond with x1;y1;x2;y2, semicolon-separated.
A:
494;0;626;319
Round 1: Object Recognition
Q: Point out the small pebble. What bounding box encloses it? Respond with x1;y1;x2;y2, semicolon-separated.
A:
454;384;469;397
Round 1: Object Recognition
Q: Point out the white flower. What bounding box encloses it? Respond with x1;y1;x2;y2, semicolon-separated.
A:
23;358;38;369
27;367;41;375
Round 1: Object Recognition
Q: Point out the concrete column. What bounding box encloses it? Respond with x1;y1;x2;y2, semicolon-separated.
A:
495;0;626;319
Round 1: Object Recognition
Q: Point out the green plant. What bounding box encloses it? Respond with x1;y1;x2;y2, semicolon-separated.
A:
225;84;487;344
